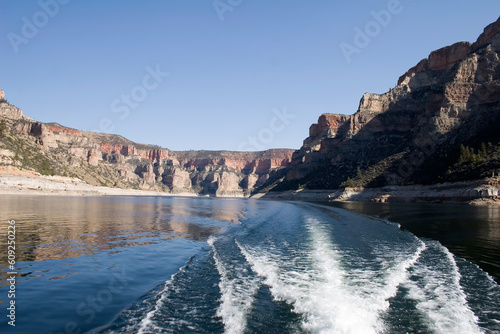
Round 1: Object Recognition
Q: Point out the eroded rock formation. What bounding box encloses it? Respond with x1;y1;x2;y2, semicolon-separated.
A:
0;98;293;196
281;16;500;190
2;17;500;196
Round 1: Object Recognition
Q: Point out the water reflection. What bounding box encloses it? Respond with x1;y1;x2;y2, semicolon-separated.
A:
0;195;245;266
324;201;500;281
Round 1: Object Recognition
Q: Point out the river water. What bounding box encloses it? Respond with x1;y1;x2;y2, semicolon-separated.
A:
0;195;499;333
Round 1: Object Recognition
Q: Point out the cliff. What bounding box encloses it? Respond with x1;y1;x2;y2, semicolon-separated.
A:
0;99;293;196
277;16;500;191
2;17;500;199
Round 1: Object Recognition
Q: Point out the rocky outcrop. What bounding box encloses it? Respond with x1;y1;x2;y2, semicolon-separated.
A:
87;148;103;166
3;17;500;197
258;181;500;204
216;171;245;197
280;16;500;191
0;100;32;122
0;96;293;196
397;42;473;87
163;167;192;193
472;17;500;50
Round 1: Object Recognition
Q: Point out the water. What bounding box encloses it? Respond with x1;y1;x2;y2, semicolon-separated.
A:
0;196;499;333
322;202;500;282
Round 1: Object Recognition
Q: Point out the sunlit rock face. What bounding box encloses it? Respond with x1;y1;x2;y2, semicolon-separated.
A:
0;97;293;195
2;18;500;194
283;17;500;189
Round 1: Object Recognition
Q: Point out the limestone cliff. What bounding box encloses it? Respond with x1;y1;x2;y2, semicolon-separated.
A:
0;98;293;196
278;16;500;190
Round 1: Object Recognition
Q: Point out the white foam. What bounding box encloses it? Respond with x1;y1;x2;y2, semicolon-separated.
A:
238;218;412;333
305;218;425;333
355;236;426;306
404;240;483;333
137;260;191;334
383;219;401;229
304;220;382;333
209;236;260;334
238;217;426;334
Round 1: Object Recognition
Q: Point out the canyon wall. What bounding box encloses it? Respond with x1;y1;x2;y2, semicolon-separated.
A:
2;17;500;196
279;17;500;190
0;100;293;196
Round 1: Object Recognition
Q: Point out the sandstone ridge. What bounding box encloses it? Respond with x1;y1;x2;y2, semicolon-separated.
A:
0;98;293;197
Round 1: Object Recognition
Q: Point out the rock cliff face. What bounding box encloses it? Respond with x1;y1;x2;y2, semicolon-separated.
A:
2;18;500;195
280;17;500;190
0;99;293;196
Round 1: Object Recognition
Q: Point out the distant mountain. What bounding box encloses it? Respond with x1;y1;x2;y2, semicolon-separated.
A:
273;16;500;192
0;98;293;196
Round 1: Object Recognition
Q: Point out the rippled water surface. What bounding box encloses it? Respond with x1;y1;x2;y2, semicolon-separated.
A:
0;195;499;333
323;201;500;282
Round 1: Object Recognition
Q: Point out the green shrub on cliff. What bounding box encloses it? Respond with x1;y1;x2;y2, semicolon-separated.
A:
342;177;355;188
0;120;6;137
341;167;365;188
356;167;363;179
458;143;488;166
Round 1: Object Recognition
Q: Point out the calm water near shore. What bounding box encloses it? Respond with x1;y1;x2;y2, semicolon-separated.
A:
0;195;499;333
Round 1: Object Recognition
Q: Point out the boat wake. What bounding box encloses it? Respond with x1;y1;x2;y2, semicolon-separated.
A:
237;216;426;334
208;236;260;334
98;202;500;334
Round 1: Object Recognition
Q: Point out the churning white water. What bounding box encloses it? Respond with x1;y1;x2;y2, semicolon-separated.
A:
97;200;500;334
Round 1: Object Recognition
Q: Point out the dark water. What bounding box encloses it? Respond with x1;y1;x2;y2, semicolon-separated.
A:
322;202;500;282
0;196;499;333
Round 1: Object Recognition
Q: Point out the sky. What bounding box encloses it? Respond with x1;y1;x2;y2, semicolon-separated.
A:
1;0;499;151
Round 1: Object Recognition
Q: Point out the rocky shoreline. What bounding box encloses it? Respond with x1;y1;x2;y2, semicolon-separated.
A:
2;18;500;203
0;168;196;197
254;181;500;206
1;168;498;205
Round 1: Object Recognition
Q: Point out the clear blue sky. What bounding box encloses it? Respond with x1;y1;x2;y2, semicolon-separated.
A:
1;1;499;151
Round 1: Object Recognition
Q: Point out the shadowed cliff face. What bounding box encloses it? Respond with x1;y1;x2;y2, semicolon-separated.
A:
0;101;293;196
280;16;500;190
